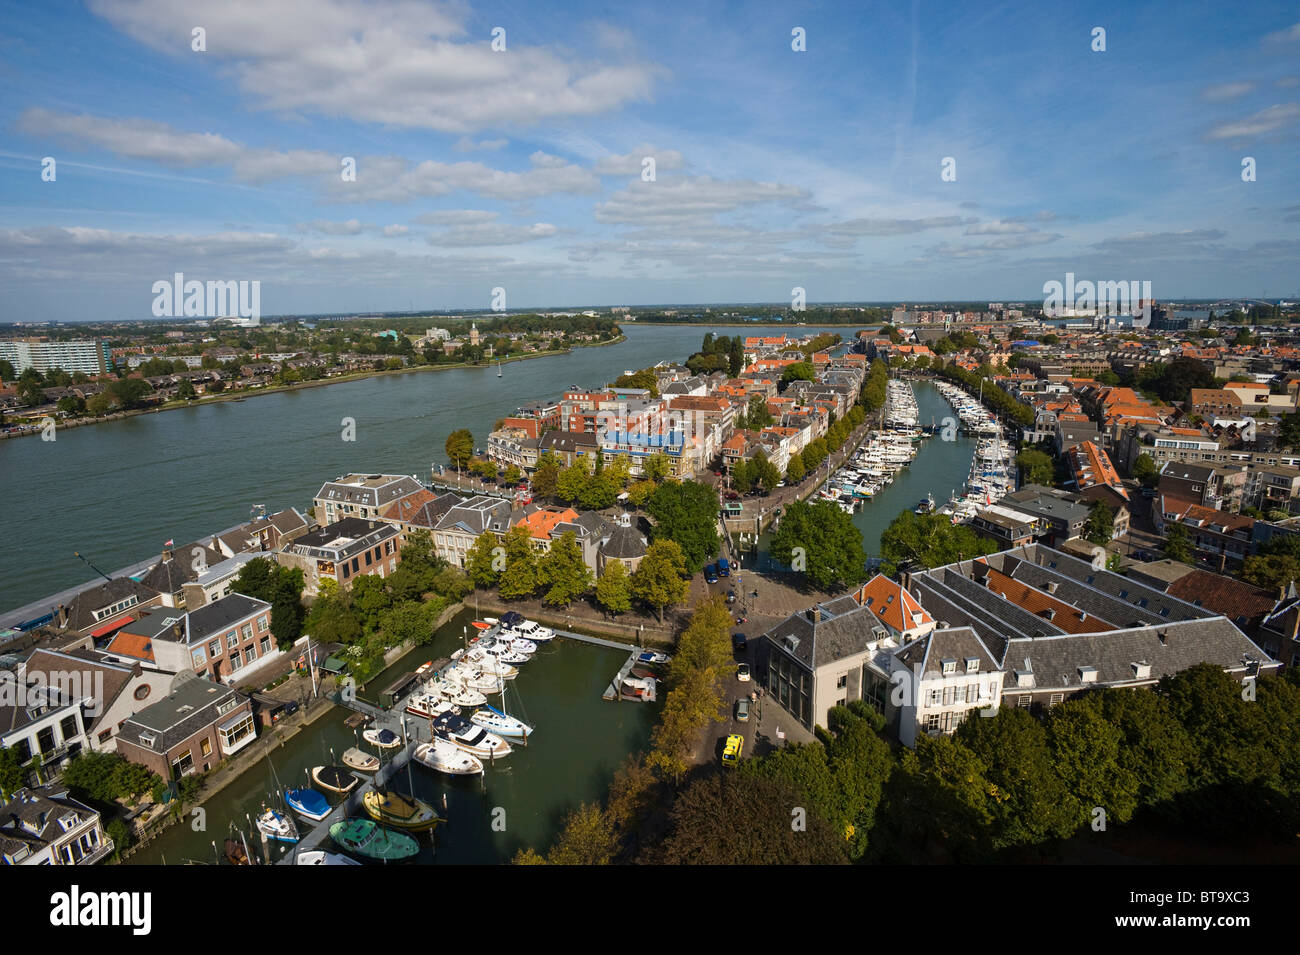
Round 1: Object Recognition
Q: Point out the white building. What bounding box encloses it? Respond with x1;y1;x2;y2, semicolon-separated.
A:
0;339;112;376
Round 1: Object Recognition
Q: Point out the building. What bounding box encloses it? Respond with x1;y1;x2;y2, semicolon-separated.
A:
999;485;1092;546
0;338;113;377
115;677;257;780
0;785;113;865
278;518;402;595
53;578;163;641
432;496;514;568
0;672;90;781
312;474;426;524
1154;495;1256;568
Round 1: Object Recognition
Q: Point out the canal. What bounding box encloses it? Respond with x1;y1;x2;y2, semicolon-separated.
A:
127;607;658;865
1;323;862;613
746;378;975;565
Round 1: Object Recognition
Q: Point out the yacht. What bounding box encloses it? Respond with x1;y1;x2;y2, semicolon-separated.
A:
255;806;299;843
470;704;534;740
431;712;513;760
414;737;484;777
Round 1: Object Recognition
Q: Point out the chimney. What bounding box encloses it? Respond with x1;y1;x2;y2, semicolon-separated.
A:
806;607;822;624
55;604;68;628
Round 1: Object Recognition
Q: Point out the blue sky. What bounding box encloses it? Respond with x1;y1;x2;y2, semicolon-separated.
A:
1;0;1298;321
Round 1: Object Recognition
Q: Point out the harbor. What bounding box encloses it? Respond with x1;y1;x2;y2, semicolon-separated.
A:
125;607;659;865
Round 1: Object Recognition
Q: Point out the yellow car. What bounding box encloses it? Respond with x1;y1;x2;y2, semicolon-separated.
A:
721;733;744;768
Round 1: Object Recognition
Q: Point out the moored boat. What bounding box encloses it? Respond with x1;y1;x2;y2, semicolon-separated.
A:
362;790;441;831
312;765;359;794
285;787;331;821
342;747;380;774
255;806;299;843
363;727;402;749
413;738;484;777
296;849;361;866
329;818;419;862
470;705;534;740
431;712;512;760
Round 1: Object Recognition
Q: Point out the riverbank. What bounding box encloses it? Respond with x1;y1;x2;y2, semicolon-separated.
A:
0;334;627;441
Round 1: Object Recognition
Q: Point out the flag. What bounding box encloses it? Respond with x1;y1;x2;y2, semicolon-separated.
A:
164;538;174;546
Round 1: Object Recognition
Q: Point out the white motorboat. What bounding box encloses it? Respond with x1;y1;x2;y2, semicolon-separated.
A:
296;849;361;866
362;727;402;749
414;738;484;777
508;619;555;643
453;647;517;680
431;712;513;760
447;666;504;694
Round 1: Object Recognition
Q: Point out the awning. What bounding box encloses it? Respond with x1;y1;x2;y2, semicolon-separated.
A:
90;614;136;638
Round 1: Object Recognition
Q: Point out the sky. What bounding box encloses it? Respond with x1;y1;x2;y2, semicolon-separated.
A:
1;0;1298;322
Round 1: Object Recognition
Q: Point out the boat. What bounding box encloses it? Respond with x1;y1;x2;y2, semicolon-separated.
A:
295;849;361;866
470;704;534;740
254;806;299;843
363;727;402;749
224;837;252;865
312;765;359;794
413;738;484;777
362;790;441;831
622;675;655;698
342;747;380;774
431;712;512;760
329;819;419;862
406;689;459;719
285;787;331;821
636;650;672;665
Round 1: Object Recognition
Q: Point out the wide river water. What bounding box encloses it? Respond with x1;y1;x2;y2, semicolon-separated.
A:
2;323;867;613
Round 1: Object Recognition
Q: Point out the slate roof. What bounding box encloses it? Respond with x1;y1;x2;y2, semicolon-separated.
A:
62;578;160;633
1003;618;1277;691
184;594;269;644
1165;571;1277;630
762;601;882;669
289;517;399;556
434;496;513;536
0;786;98;858
599;524;647;560
894;626;999;679
117;678;246;751
139;553;193;594
22;649;139;733
400;493;462;530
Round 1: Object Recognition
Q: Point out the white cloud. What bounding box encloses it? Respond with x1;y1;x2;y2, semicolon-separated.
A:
90;0;661;133
453;137;509;153
1263;22;1300;45
594;175;809;226
329;153;600;203
1201;82;1255;103
414;210;501;225
592;146;686;176
296;219;365;235
382;225;410;237
1204;103;1300;140
425;222;559;246
16;108;242;167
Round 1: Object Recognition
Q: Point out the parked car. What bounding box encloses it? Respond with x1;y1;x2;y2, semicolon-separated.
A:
718;557;730;577
736;663;751;682
735;698;750;722
271;699;300;723
732;632;748;651
721;733;744;768
704;564;719;584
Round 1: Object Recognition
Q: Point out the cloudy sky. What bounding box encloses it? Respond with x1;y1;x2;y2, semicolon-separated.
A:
2;0;1299;321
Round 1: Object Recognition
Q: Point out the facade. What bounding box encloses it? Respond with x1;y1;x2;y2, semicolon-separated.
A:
115;678;257;780
0;785;113;866
312;474;426;524
0;338;112;377
278;518;402;595
0;674;90;781
432;495;514;568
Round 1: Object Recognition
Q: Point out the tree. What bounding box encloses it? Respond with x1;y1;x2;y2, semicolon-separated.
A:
531;452;561;500
651;774;847;865
445;429;474;471
0;747;27;799
108;377;152;409
233;557;305;648
595;561;632;616
1045;703;1139;826
1084;500;1115;545
578;466;620;510
379;600;437;646
785;454;806;483
87;392;114;416
646;481;719;572
0;358;14;382
625;479;656;508
1163;522;1195;564
880;509;996;573
502;465;522;486
629;540;689;622
770;499;868;590
643;452;671;483
498;525;540;599
349;574;393;632
556;461;590;503
780;361;815;385
1016;448;1054;486
177;378;197;400
749;449;781;493
305;580;362;644
1132;453;1159;487
731;458;753;494
543;803;619;865
464;530;502;588
738;393;773;431
538;532;593;607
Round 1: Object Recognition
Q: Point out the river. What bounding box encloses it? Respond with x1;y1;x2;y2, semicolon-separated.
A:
126;607;658;865
1;323;859;614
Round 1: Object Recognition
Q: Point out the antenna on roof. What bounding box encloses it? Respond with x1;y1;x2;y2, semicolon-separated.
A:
74;551;114;583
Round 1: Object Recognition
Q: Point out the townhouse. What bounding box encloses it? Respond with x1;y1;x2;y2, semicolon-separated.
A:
0;785;113;865
432;495;514;568
312;473;426;524
115;678;257;781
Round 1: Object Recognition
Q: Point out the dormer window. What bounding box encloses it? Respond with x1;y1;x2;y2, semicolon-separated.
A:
139;731;157;749
941;658;956;675
965;657;980;674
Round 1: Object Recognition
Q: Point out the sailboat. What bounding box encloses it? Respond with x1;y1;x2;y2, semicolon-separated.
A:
414;736;484;777
362;790;441;831
497;360;503;377
254;805;299;843
470;671;533;740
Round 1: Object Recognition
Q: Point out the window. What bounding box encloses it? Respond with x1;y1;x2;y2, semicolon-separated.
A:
365;551;373;567
925;688;941;706
172;750;194;777
258;615;269;631
260;637;271;655
230;654;242;672
966;683;979;704
226;631;239;649
351;558;359;573
244;647;256;664
1016;694;1031;708
208;641;219;657
836;674;847;689
925;713;941;733
200;738;212;757
191;648;206;668
241;623;252;640
60;715;78;741
942;685;954;706
1048;693;1064;706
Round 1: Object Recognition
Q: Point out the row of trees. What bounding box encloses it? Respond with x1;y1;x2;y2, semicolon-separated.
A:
685;333;745;377
522;662;1300;864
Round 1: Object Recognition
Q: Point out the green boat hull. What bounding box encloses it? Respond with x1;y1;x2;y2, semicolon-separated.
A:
329;819;419;861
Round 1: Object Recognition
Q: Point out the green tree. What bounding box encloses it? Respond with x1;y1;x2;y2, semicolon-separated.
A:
502;465;522;486
643;452;671;483
1163;522;1195;564
108;377;152;409
646;481;720;572
464;530;502;588
556;461;590;503
379;600;437;646
626;479;657;508
629;539;689;622
445;429;474;471
595;560;632;616
531;452;561;500
749;449;781;493
770;499;868;590
0;747;28;799
785;454;806;483
176;377;197;400
780;361;816;385
538;531;593;608
1016;448;1055;486
880;509;996;573
1084;500;1115;545
543;803;619;865
305;580;362;644
1045;703;1139;826
498;525;540;599
1132;453;1159;486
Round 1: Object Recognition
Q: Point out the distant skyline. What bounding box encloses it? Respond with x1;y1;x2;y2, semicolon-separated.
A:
2;0;1299;322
